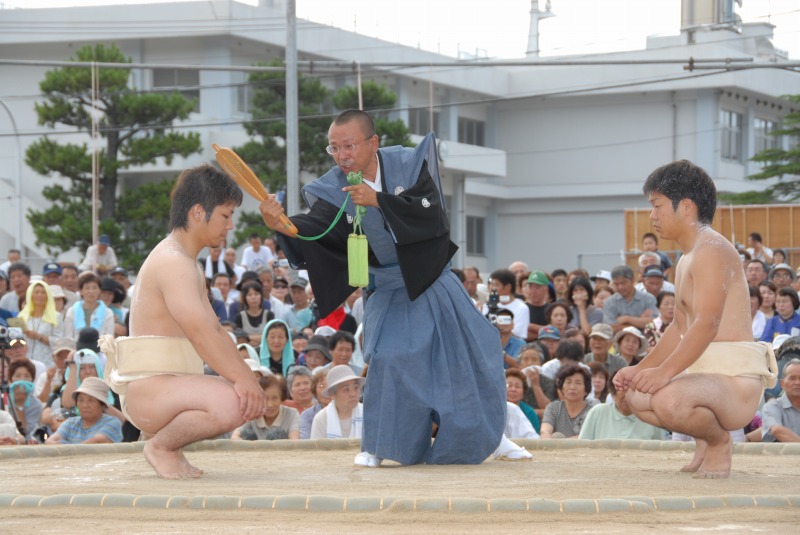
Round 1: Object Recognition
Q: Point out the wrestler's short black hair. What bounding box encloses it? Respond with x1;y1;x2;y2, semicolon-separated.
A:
328;330;356;351
331;109;376;139
778;287;800;310
169;163;243;231
490;269;516;290
555;362;592;396
643;160;717;225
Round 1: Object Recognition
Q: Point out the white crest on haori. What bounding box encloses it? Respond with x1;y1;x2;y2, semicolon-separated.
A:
422;198;431;208
394;186;405;195
347;215;354;224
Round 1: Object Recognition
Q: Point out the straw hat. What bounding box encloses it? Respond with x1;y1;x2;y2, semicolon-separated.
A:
613;326;648;357
322;365;365;397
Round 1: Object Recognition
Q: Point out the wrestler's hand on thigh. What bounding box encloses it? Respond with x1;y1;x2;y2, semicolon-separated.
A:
631;367;671;395
613;366;637;392
234;378;267;421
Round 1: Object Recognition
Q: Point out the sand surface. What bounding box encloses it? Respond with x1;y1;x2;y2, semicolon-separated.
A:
1;442;797;533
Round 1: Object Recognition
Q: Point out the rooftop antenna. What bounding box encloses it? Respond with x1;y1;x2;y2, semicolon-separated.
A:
526;0;556;58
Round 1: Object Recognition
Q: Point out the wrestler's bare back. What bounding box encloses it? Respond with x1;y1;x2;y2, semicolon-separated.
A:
672;226;753;344
129;237;207;338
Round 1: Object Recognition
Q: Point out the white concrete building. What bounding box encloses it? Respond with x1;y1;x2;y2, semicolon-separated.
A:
0;0;796;275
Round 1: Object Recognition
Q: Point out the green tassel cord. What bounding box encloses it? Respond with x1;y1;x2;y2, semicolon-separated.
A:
346;171;369;287
293;170;369;288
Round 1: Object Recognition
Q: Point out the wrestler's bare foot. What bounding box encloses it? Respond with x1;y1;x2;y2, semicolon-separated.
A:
693;437;733;479
143;440;188;480
680;439;707;473
178;450;204;478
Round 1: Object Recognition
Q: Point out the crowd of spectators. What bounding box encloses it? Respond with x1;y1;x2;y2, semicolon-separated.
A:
2;229;799;449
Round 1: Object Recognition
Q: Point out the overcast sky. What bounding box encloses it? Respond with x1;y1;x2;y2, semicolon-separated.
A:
8;0;800;59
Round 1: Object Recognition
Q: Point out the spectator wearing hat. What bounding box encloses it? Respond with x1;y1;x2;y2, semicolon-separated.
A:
590;270;612;292
641;232;673;279
45;376;122;445
41;262;63;288
234;281;274;345
583;323;628;375
79;234;118;276
540;362;597;439
603;265;659;333
565;277;604;336
614;326;648;365
538;325;561;361
769;263;797;291
495;308;526;369
232;375;300;440
284;365;315;414
286;276;314;332
63;272;115;341
35;338;75;403
485;269;530;340
635;265;675;298
298;334;331;370
579;369;665;441
746;232;773;265
310;365;365;442
524;270;551;340
0;262;31;315
760;288;800;343
18;280;64;367
241;233;274;272
299;368;330;439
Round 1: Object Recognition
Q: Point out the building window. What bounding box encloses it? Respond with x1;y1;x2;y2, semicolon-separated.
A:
153;68;200;112
720;109;742;162
236;73;253;114
466;215;485;256
408;107;440;136
458;117;485;147
754;118;779;155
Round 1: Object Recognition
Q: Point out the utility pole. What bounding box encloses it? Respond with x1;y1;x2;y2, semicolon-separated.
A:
285;0;299;216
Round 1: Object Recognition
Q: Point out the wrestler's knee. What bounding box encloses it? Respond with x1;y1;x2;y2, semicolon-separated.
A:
625;390;651;413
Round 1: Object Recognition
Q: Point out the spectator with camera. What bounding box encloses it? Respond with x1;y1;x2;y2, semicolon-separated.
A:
35;338;75;404
45;376;122;445
484;269;529;340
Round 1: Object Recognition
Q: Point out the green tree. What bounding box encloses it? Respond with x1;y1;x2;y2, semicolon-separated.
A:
26;43;201;264
723;94;800;204
115;179;176;269
233;59;332;198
